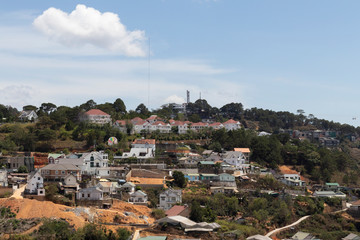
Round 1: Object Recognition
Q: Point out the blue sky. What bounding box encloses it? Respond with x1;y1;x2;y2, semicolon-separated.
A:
1;1;360;126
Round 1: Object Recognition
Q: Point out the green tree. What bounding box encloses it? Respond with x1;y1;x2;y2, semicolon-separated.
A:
172;171;187;188
17;165;28;173
113;98;127;114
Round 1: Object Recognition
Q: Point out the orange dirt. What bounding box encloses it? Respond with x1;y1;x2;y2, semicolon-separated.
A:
0;198;154;230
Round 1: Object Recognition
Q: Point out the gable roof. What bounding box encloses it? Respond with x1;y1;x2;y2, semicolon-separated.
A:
165;205;188;216
223;119;239;124
85;109;110;116
41;163;80;171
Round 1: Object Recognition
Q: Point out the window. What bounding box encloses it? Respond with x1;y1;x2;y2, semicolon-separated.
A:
61;171;65;174
55;171;58;175
88;194;90;197
39;191;43;194
82;194;84;198
38;177;40;180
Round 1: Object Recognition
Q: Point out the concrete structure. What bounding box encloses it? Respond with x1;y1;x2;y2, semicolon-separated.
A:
279;166;305;187
222;151;247;168
129;190;148;205
77;187;103;200
159;189;182;210
0;170;8;187
41;164;81;181
122;139;156;159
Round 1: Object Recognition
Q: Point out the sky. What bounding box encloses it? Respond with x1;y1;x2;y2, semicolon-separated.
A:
1;1;360;126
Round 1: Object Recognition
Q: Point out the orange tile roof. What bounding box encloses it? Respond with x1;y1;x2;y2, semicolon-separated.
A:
279;165;299;175
85;109;110;116
234;148;251;153
133;139;156;145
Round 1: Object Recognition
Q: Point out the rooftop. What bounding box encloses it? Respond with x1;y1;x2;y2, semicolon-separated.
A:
85;109;110;116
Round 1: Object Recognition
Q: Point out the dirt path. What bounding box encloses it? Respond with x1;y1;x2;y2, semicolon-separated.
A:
11;184;26;199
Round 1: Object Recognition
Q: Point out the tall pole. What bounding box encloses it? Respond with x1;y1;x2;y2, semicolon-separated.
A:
148;37;150;109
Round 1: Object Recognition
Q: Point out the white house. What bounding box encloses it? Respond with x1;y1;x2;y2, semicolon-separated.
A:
223;119;241;131
25;170;45;195
129;190;148;205
121;182;135;193
77;187;103;201
59;151;109;176
279;166;306;187
0;170;8;187
18;110;38;122
80;109;111;125
158;189;182;211
222;151;247;168
122;139;156;159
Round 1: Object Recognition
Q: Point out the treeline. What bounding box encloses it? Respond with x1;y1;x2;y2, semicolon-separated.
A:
208;129;357;183
1;97;359;136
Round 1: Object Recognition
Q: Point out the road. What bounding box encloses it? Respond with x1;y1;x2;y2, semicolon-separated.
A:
265;203;351;237
265;215;310;237
11;184;26;199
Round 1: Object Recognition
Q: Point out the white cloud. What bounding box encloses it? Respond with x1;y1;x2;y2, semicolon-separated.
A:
164;95;185;104
0;85;36;109
33;4;146;57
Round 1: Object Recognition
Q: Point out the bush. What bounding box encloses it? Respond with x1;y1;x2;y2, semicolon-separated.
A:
151;209;166;219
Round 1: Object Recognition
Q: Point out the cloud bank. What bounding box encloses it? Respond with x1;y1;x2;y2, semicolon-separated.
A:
33;4;146;56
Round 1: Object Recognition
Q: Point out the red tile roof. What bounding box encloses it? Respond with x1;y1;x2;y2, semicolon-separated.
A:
152;121;166;126
116;120;127;125
209;122;222;126
85;109;110;116
133;139;156;145
224;119;238;124
131;117;144;124
191;122;207;126
165;205;188;216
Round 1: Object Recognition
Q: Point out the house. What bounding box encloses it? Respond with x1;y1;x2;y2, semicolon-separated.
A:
121;182;135;193
234;148;251;162
80;109;111;125
7;154;35;173
159;189;182;210
222;151;247;169
25;170;45;195
209;122;224;130
129;190;148;205
313;191;346;199
122;139;156;159
342;233;360;240
279;166;305;187
285;231;318;240
210;186;238;195
96;181;119;195
60;174;79;194
325;182;340;192
223;119;241;131
58;151;109;176
41;164;81;181
18;110;38;122
185;173;200;182
48;153;65;164
200;173;218;181
217;173;235;182
0;170;8;187
189;122;208;132
77;187;103;201
165;205;190;217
